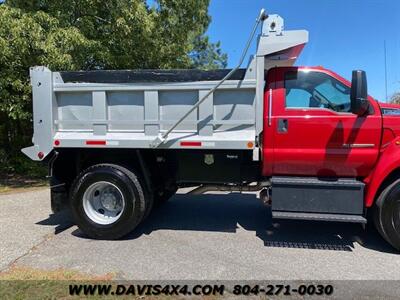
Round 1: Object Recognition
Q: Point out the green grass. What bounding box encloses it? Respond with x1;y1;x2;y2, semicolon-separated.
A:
0;267;116;299
0;267;226;299
0;175;48;194
0;152;48;194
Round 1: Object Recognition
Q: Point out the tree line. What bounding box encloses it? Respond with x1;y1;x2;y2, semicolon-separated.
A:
391;92;400;104
0;0;227;176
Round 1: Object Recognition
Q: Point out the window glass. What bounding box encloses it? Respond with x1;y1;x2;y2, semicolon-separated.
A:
284;70;351;112
286;89;311;108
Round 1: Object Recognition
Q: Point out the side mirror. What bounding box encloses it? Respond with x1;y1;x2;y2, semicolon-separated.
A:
351;70;370;116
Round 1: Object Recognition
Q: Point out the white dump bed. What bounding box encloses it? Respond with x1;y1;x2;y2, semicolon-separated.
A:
23;13;308;161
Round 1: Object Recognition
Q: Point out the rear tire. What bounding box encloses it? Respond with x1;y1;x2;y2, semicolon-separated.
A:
373;178;400;251
70;164;146;240
142;186;155;219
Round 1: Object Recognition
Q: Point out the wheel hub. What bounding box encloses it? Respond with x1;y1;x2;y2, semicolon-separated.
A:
82;181;125;225
100;188;122;212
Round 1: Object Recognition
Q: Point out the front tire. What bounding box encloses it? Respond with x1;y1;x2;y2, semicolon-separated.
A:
373;178;400;250
70;164;146;240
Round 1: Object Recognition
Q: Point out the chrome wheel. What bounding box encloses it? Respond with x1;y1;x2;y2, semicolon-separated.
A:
82;181;125;225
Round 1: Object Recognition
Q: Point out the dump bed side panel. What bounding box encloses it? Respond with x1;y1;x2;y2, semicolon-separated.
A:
53;84;257;149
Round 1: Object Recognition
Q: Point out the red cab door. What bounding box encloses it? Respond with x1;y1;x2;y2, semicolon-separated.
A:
263;67;382;178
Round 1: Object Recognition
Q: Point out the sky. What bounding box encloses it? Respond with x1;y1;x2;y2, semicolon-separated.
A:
207;0;400;102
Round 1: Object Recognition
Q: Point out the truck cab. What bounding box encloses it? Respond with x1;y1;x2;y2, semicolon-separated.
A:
261;65;400;251
263;66;382;178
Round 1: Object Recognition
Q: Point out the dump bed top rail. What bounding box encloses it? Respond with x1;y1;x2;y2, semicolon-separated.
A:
59;69;248;84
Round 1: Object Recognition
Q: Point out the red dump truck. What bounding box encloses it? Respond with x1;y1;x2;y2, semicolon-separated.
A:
22;10;400;250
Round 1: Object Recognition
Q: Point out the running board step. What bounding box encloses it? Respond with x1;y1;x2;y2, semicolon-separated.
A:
272;211;367;224
271;177;365;215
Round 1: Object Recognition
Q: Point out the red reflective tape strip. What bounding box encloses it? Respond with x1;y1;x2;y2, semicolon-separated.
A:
86;140;107;146
180;141;202;147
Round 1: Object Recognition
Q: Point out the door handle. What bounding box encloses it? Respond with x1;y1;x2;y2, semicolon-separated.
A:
278;119;288;133
342;143;375;149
